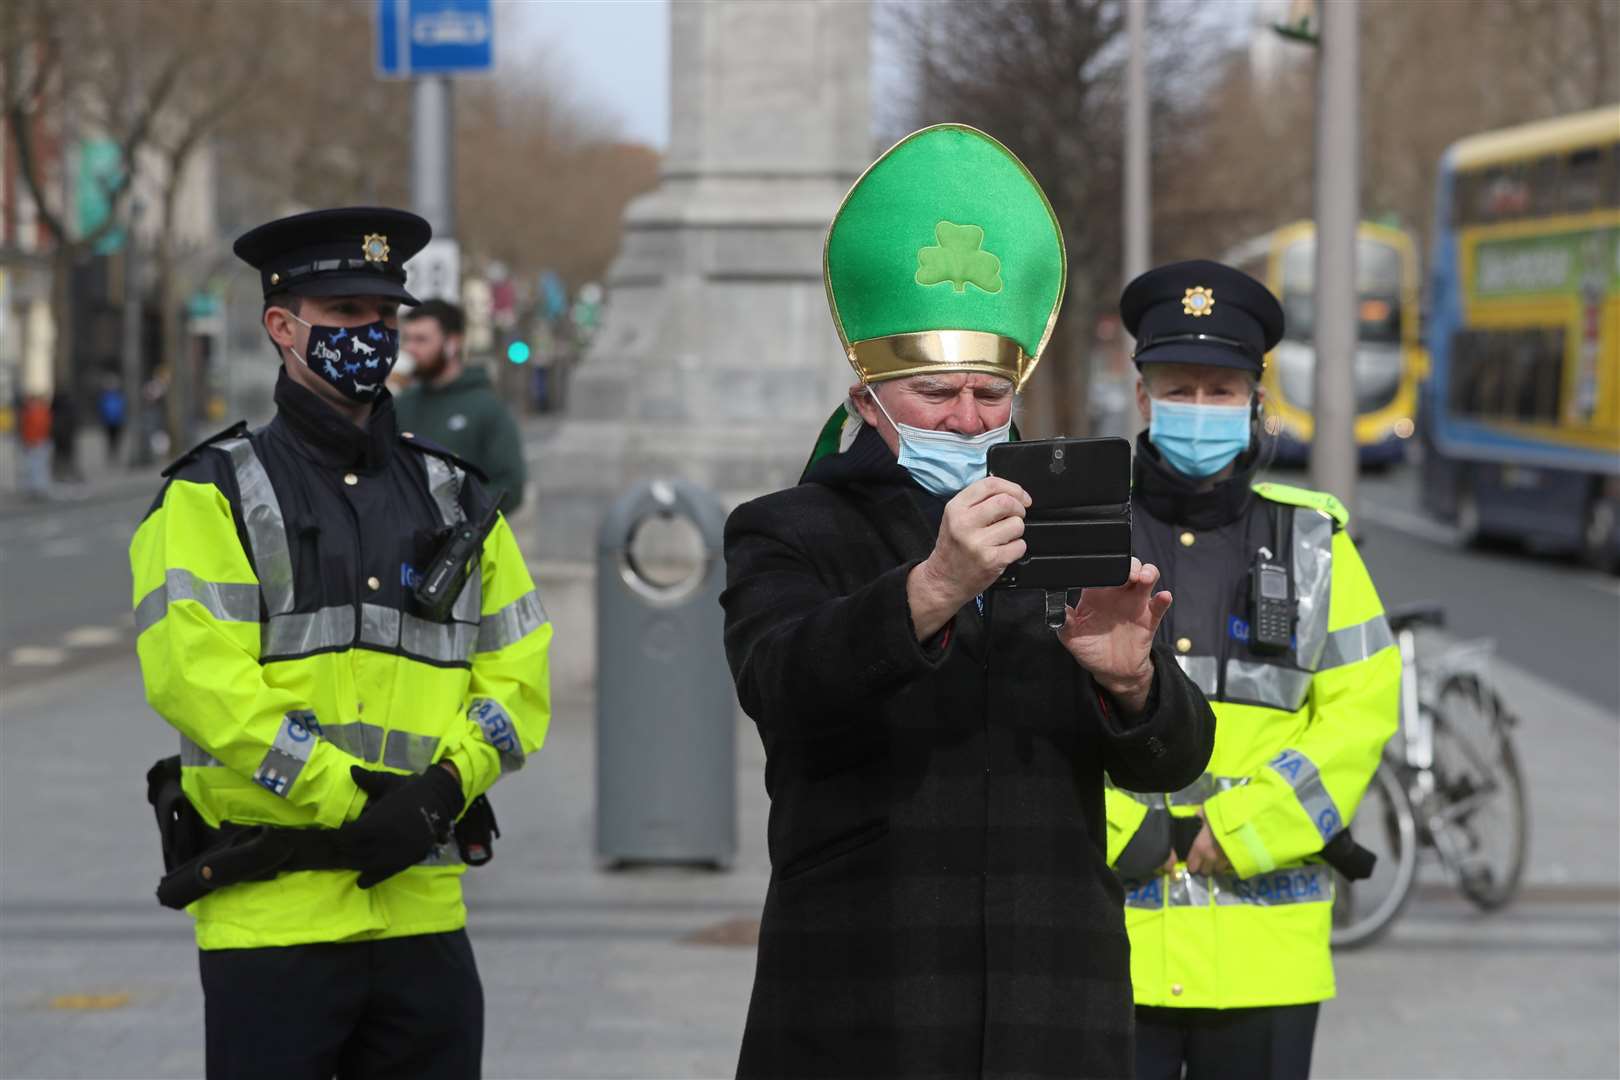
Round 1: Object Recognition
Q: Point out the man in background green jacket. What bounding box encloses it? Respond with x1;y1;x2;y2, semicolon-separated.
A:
397;299;527;511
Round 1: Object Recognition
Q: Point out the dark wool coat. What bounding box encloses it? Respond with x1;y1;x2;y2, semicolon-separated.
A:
721;430;1217;1080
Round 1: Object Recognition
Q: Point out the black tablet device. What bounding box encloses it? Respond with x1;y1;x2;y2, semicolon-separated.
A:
987;436;1133;589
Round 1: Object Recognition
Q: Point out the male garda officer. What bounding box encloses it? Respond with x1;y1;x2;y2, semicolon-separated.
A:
130;207;551;1078
1105;261;1399;1080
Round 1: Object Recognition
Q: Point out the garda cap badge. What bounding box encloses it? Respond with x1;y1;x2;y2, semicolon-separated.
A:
1183;286;1214;317
362;233;391;264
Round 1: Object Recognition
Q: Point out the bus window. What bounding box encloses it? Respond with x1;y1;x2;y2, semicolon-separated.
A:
1475;164;1532;223
1279;238;1316;342
1562;147;1605;214
1529;154;1562;217
1447;327;1565;424
1356;238;1403;344
1607;143;1620;208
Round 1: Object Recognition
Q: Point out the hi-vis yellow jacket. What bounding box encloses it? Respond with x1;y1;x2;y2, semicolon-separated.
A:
1109;481;1400;1008
130;391;550;951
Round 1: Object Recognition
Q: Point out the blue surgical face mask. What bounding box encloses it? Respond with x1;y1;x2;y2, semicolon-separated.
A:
869;387;1012;498
1148;398;1253;478
287;312;398;403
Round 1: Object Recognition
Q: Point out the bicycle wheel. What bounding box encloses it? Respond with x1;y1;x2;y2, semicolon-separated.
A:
1331;759;1419;950
1427;673;1528;911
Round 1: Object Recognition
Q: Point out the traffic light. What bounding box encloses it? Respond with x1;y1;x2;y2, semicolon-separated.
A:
506;340;531;365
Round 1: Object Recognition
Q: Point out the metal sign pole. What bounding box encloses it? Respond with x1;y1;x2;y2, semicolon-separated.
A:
412;76;456;242
1311;0;1358;517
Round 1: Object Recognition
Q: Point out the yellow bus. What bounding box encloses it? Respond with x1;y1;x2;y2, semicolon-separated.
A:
1223;220;1426;466
1422;106;1620;567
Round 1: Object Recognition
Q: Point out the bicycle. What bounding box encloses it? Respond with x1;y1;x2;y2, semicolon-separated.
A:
1329;603;1529;949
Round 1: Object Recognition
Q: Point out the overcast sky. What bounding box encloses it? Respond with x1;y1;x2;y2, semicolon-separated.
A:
505;0;671;148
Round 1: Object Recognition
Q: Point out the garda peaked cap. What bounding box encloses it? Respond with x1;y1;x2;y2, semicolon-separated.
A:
1121;259;1284;375
233;207;431;305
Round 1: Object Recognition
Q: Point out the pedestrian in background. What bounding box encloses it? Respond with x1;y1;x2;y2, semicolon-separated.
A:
397;298;527;512
17;392;52;499
49;387;80;482
1106;261;1400;1080
97;373;127;461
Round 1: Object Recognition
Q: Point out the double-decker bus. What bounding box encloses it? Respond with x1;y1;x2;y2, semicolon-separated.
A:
1224;220;1425;467
1421;107;1620;569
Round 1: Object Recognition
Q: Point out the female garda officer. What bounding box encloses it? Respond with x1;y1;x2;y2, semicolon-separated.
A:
1104;261;1400;1080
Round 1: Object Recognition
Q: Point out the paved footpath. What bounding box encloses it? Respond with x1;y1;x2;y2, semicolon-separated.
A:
1;642;1615;1078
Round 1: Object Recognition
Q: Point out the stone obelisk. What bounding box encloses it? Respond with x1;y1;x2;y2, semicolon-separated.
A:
533;0;872;560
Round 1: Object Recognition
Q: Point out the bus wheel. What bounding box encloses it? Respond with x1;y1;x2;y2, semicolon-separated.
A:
1581;492;1620;574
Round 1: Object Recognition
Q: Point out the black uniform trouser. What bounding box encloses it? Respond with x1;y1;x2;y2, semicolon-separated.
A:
198;929;483;1080
1134;1003;1320;1080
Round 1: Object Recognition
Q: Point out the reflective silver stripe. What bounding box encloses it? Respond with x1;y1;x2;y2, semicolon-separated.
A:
418;843;464;867
1320;614;1395;670
1166;870;1212;908
251;711;320;796
454;562;482;625
420;454;483;625
477;590;548;652
180;734;222;767
469;697;525;773
1114;788;1163;809
1127;867;1335;909
1124;875;1166;910
402;613;478;663
315;720;441;772
1169;773;1250;807
383;729;442;772
1292;507;1334;671
216;438;294;616
135;569;261;633
318;720;387;762
359;603;401;648
422;454;467;527
1225;659;1313;712
1213;865;1334;906
1174;654;1219;696
357;604;477;665
264;605;355;657
1267;748;1344;840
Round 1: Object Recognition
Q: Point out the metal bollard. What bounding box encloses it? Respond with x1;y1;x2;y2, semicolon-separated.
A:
595;479;736;868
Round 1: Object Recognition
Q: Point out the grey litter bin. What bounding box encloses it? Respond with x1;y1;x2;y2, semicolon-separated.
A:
595;479;737;868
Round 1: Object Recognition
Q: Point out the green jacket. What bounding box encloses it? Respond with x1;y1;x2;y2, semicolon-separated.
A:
395;366;527;511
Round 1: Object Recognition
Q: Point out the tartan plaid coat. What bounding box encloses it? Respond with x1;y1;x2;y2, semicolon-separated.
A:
721;431;1216;1079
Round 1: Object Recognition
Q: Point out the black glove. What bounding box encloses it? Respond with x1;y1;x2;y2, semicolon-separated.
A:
338;765;463;889
1115;807;1172;879
1171;815;1204;862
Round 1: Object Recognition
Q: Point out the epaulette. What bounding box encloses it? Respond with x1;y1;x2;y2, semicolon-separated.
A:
1252;481;1349;528
160;420;250;478
397;431;489;483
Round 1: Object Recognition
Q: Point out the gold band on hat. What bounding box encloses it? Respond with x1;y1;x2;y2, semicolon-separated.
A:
849;330;1032;388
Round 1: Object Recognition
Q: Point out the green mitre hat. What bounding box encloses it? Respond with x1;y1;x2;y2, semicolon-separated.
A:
824;124;1066;392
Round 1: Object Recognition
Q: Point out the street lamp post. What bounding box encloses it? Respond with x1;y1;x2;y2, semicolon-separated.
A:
1121;0;1151;438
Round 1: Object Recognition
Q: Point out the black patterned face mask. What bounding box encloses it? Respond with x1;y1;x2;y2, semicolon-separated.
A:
288;314;399;402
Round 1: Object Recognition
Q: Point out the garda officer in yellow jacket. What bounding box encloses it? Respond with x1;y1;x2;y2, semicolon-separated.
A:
1105;261;1399;1080
130;207;551;1079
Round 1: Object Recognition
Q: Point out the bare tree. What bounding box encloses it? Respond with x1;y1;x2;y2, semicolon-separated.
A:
2;0;185;399
879;0;1220;436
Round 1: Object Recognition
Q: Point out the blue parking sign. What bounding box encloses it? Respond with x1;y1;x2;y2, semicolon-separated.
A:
377;0;493;78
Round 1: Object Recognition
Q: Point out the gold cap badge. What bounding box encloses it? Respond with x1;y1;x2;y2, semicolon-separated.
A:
1183;286;1214;317
362;234;391;264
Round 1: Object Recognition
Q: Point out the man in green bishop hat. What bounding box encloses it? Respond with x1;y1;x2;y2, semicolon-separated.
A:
720;125;1216;1079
